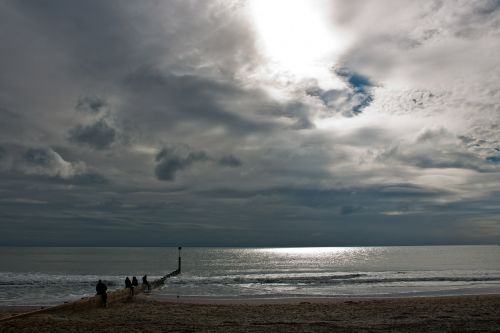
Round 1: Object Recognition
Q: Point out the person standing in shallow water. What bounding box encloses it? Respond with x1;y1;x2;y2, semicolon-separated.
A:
96;279;107;307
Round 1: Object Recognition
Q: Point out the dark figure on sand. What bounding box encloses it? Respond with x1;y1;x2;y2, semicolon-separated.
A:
132;276;139;287
125;276;134;296
142;274;151;292
96;280;108;307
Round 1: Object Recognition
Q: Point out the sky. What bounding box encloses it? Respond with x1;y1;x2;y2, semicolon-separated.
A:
0;0;499;246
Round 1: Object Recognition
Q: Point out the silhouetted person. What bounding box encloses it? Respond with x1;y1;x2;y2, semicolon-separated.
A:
142;274;151;292
125;276;134;296
132;276;139;287
96;279;107;307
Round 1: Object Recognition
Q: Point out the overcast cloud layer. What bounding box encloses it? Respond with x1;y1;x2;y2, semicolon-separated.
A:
0;0;499;246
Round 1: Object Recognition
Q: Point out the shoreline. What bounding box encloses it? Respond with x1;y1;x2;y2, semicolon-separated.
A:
2;289;500;308
151;291;500;304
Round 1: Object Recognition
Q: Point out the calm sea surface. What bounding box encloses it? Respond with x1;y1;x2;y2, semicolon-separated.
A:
1;246;500;305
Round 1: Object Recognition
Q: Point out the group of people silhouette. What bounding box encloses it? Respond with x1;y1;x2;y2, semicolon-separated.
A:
95;274;151;307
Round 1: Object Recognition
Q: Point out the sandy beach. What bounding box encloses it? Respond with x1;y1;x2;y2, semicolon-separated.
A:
1;294;499;332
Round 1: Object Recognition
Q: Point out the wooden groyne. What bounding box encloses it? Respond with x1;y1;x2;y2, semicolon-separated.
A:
0;251;182;322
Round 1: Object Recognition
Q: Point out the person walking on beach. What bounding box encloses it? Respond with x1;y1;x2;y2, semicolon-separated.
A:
125;276;134;297
96;279;108;307
142;274;151;293
132;276;139;288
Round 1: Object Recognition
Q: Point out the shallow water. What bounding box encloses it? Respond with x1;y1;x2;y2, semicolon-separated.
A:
1;246;500;305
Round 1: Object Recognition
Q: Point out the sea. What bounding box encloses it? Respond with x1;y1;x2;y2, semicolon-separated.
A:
1;246;500;306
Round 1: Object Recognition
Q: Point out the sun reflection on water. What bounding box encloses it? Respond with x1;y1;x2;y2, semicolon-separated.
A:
259;247;355;256
254;247;383;264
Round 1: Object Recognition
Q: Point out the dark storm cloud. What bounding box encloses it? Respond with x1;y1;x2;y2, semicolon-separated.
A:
0;106;34;144
218;154;242;167
155;145;211;181
9;0;262;82
75;96;108;114
453;0;500;37
262;102;314;130
197;183;449;210
8;1;150;80
473;0;500;15
376;139;499;173
0;143;106;184
69;172;108;185
155;144;243;181
379;146;477;171
122;67;277;135
68;119;116;150
0;107;20;120
24;147;60;167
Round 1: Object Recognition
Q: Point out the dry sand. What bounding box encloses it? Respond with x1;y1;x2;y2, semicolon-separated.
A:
1;294;499;332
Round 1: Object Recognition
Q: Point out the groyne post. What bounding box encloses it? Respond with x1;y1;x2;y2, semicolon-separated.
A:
178;246;182;273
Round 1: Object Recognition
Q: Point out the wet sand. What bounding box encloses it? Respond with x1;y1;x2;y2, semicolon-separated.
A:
1;294;499;332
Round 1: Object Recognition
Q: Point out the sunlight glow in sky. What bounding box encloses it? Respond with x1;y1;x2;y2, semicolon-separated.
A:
248;0;348;88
